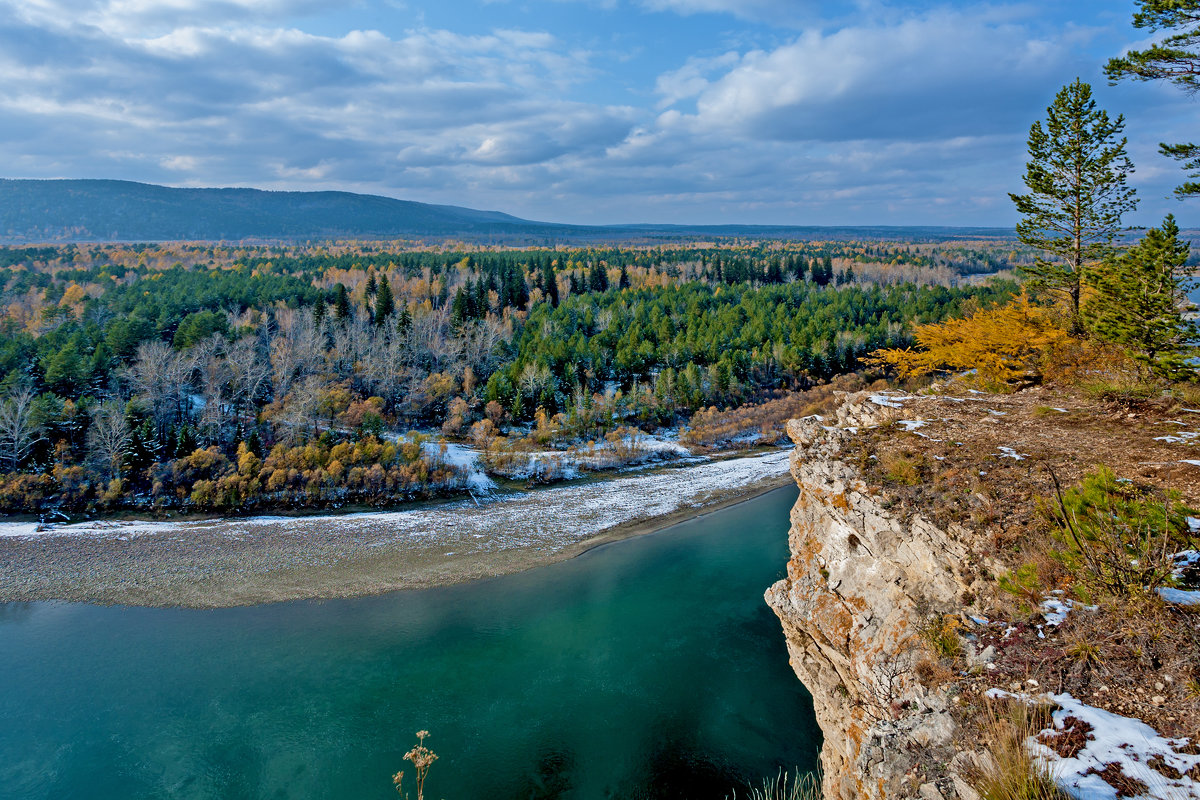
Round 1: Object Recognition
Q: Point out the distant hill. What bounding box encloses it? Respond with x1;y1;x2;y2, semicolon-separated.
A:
0;179;550;243
0;178;1015;244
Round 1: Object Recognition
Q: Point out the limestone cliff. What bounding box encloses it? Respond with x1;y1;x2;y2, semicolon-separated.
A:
765;394;982;800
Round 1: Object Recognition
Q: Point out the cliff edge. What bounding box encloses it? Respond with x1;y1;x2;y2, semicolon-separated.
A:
767;386;1200;800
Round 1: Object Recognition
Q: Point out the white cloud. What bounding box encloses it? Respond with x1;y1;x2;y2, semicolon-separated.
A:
660;9;1070;142
0;1;1191;226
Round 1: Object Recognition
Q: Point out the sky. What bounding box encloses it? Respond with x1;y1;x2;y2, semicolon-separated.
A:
0;0;1196;227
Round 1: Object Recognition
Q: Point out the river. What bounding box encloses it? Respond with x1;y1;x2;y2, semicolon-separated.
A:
0;485;819;800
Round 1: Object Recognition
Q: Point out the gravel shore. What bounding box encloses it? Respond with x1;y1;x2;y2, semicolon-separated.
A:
0;449;794;607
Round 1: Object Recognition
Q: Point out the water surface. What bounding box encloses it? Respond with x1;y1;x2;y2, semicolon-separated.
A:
0;486;819;800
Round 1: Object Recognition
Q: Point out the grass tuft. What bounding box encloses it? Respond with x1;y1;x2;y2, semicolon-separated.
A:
727;769;822;800
969;700;1069;800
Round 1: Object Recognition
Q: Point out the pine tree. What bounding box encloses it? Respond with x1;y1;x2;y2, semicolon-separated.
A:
1088;215;1197;380
1105;1;1200;197
792;256;808;282
542;261;559;306
374;275;394;324
588;263;608;292
333;283;351;320
1010;79;1137;330
451;287;470;325
618;264;630;290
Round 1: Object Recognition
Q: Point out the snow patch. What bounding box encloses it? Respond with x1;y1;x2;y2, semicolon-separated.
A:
1154;431;1200;444
869;393;912;409
1041;596;1095;626
999;446;1029;461
988;690;1200;800
1157;587;1200;605
897;419;928;433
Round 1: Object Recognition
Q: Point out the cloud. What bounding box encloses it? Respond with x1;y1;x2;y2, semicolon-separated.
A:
0;10;637;194
5;0;344;35
657;9;1073;142
0;0;1191;226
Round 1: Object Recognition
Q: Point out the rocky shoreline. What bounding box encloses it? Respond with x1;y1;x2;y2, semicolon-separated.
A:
0;449;792;607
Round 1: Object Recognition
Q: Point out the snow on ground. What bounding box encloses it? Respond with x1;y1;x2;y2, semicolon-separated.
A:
897;419;928;433
869;392;913;408
0;450;794;551
1157;550;1200;606
1041;594;1096;626
1157;587;1200;605
1154;431;1200;444
422;441;497;493
486;431;697;481
0;521;42;538
989;689;1200;800
999;446;1029;461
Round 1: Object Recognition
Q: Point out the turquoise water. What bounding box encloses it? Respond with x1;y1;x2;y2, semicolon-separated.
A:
0;486;819;800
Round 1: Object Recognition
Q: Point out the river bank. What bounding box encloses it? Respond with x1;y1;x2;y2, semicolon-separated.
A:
0;448;792;607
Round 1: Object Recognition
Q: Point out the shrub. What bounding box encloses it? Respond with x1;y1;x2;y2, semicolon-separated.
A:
866;293;1068;390
1043;467;1196;601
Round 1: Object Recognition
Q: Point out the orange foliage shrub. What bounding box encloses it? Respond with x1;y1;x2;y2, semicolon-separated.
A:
866;294;1068;390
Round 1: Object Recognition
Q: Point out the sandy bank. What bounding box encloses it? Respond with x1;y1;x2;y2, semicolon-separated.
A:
0;449;793;608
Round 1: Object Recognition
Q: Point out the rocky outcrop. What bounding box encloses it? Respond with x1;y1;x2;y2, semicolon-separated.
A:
765;394;981;800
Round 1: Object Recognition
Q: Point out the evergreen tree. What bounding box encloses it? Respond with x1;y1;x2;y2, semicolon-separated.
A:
619;264;631;290
396;303;412;335
1105;1;1200;197
542;261;559;306
1088;215;1197;380
364;271;377;298
333;283;351;320
792;256;808;282
451;287;470;325
312;295;326;324
1010;79;1137;331
588;263;609;292
373;275;394;325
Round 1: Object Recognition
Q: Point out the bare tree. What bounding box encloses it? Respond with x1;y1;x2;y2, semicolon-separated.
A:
126;341;194;438
460;317;507;376
192;335;231;443
410;307;462;373
0;386;42;472
519;363;552;401
274;375;325;443
226;335;271;426
270;312;325;400
87;400;130;481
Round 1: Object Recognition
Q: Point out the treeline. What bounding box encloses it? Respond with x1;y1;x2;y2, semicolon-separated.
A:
0;240;1013;515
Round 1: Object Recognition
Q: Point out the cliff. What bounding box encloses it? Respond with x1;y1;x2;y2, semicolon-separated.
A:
766;386;1200;800
766;394;984;800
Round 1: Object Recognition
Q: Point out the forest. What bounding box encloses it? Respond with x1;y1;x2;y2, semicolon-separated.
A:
0;239;1015;515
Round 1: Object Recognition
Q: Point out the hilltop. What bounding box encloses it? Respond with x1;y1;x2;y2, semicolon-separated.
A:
0;178;1014;244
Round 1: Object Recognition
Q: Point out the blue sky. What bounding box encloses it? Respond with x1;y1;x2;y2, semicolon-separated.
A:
1;0;1195;226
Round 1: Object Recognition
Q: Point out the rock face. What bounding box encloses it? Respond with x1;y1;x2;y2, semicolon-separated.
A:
765;394;977;800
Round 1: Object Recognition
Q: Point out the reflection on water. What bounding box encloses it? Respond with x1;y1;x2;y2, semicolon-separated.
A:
0;486;819;800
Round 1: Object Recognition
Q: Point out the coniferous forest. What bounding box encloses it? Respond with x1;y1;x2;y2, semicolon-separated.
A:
0;239;1015;514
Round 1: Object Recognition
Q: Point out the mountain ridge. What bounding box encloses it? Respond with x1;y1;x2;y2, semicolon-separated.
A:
0;178;1015;244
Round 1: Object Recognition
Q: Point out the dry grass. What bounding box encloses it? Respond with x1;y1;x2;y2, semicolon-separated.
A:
967;699;1069;800
842;382;1200;740
726;769;822;800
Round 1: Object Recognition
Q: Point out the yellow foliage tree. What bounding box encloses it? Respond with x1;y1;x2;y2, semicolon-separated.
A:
866;294;1068;389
